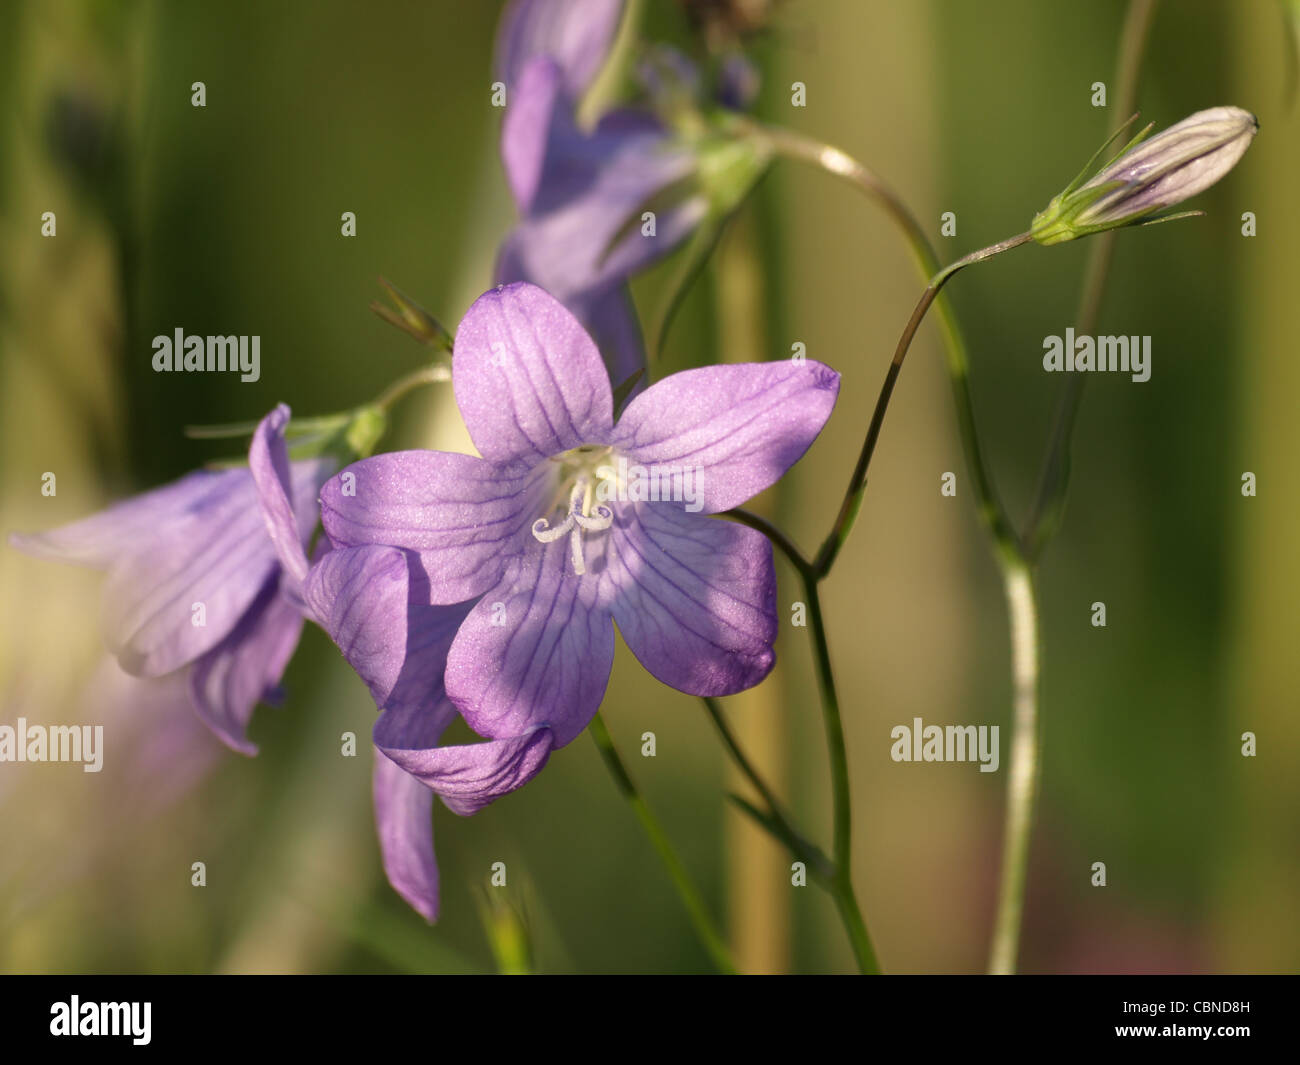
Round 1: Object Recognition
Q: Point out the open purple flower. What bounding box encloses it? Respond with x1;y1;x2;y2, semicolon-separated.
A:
319;282;839;756
9;407;332;755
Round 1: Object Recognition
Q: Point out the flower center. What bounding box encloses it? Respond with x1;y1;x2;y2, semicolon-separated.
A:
531;445;619;576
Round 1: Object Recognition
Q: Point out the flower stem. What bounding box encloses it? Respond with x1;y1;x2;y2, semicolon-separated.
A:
987;562;1041;974
371;363;450;413
766;3;1153;969
700;695;834;879
814;232;1034;578
587;712;737;973
803;573;881;974
989;0;1158;973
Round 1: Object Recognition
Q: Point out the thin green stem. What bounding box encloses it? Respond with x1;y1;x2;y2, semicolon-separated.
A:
700;696;835;879
766;3;1154;973
989;0;1158;974
814;232;1034;578
723;507;813;577
717;511;878;967
803;575;881;974
588;712;737;973
760;125;937;282
371;363;450;413
764;124;1026;565
988;564;1042;974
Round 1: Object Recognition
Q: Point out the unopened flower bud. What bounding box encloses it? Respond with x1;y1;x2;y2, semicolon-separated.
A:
1031;106;1258;245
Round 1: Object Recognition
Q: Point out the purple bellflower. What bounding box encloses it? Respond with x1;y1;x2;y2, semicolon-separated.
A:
11;404;542;922
317;282;839;771
494;0;711;383
10;410;333;756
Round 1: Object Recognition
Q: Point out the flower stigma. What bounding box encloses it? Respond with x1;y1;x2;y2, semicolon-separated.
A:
531;445;620;575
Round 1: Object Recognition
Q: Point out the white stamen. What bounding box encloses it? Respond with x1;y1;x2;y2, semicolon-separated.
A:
531;514;573;543
531;472;614;575
572;503;613;531
569;526;586;576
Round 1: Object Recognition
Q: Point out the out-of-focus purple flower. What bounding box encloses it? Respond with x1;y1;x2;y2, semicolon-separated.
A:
496;0;625;101
494;0;714;384
10;406;332;756
319;283;838;759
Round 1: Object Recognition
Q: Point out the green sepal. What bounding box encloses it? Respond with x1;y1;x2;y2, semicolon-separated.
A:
371;277;454;351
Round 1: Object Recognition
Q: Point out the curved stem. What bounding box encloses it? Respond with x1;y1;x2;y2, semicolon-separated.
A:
371;363;450;413
990;0;1158;975
988;564;1041;974
767;3;1154;973
723;507;813;576
814;232;1033;577
760;125;938;282
764;125;1027;565
588;712;737;973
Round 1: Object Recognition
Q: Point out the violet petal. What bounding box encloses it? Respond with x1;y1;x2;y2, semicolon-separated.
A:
612;360;841;513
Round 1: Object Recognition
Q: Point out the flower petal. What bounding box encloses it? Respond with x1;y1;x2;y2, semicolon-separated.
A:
374;703;552;817
609;504;776;695
189;579;306;755
444;538;614;747
249;403;309;586
9;468;245;569
501;57;571;213
304;544;410;707
497;236;645;388
320;451;545;604
101;476;278;676
495;0;624;100
13;425;329;678
373;749;439;922
497;124;705;299
304;543;472;714
612;360;840;513
452;282;614;466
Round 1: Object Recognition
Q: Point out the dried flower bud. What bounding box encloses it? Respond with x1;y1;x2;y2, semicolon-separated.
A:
1031;106;1258;245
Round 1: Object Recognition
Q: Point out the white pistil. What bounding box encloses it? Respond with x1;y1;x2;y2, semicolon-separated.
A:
531;477;614;575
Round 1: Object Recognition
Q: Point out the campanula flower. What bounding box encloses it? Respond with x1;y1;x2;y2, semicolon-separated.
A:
10;407;332;755
494;0;769;383
318;282;839;757
496;0;707;383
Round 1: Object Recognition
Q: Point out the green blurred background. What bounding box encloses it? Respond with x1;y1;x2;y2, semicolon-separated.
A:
1;0;1296;973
